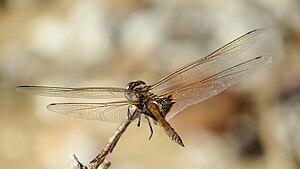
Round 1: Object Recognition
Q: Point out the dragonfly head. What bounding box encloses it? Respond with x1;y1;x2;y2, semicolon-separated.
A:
125;80;148;101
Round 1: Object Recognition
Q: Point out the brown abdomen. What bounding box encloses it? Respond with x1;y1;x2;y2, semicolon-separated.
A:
147;101;184;147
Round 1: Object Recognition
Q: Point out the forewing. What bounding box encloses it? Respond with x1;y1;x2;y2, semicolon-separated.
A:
47;101;130;122
16;86;126;99
165;56;272;121
151;29;267;94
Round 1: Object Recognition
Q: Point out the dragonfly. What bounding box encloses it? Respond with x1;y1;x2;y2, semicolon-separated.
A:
16;28;272;147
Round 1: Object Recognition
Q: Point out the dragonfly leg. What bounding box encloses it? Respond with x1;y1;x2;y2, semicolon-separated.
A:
137;116;141;127
145;116;153;140
127;110;132;121
127;105;137;121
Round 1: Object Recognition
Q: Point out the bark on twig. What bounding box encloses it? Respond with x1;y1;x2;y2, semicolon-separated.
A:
70;119;131;169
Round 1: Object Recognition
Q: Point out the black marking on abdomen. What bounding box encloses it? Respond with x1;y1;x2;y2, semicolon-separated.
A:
154;95;174;117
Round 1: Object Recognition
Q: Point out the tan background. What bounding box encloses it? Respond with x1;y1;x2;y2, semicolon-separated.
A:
1;0;300;169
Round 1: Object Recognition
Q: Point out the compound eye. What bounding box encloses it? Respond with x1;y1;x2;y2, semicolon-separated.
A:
125;82;134;90
125;82;138;101
125;89;138;101
137;80;146;86
124;80;147;101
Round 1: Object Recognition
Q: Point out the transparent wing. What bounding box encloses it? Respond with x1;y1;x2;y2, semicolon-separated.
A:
151;29;267;94
164;56;272;121
16;86;126;99
47;101;130;122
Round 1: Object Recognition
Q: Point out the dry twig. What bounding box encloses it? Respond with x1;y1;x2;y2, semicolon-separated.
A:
70;119;131;169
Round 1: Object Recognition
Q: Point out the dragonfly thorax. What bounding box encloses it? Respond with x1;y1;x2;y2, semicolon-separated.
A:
125;80;150;101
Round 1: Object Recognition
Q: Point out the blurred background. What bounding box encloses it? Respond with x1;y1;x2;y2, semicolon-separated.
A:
1;0;300;169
